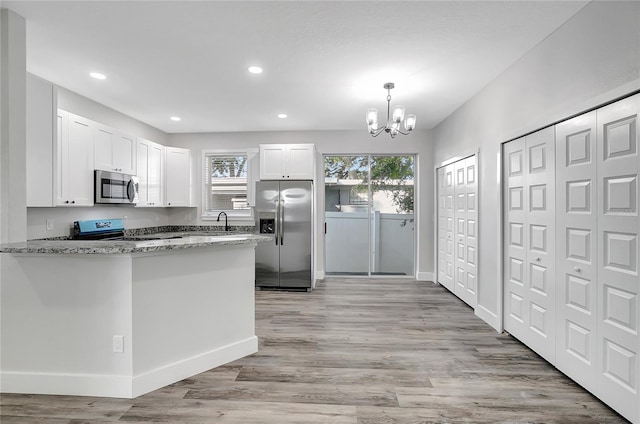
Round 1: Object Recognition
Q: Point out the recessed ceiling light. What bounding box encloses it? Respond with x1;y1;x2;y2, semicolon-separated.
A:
170;116;181;122
248;66;263;74
277;113;287;119
89;72;106;80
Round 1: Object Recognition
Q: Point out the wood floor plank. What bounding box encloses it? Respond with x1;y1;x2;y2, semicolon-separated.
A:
0;278;628;423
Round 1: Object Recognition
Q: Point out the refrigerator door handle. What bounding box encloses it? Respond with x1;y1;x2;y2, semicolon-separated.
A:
274;197;279;245
280;199;285;245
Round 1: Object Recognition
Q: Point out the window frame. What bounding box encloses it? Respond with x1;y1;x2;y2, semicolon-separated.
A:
201;148;257;220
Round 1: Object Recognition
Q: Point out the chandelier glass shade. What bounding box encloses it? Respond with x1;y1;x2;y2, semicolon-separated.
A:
366;82;416;138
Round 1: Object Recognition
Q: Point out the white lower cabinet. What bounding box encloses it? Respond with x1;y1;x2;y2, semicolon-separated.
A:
55;111;94;206
136;138;164;207
503;94;640;423
165;146;191;207
437;155;478;308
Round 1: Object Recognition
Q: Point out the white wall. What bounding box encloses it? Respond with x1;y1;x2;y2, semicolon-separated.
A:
432;1;640;330
27;206;173;239
56;86;168;145
1;9;27;243
168;129;435;280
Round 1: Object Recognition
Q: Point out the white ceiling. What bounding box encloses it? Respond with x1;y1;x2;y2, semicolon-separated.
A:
4;1;588;134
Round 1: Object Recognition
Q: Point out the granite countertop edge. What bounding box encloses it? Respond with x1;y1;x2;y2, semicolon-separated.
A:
0;233;273;255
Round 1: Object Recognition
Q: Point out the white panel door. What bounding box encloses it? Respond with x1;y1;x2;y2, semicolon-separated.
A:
596;94;639;422
453;157;477;307
454;159;468;298
555;111;598;391
463;156;478;306
440;163;455;290
438;156;477;307
504;127;556;363
437;167;452;290
504;137;529;341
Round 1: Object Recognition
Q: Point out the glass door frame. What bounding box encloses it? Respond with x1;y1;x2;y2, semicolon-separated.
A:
322;153;417;278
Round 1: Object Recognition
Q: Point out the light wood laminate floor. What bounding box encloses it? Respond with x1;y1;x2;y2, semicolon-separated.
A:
1;278;628;423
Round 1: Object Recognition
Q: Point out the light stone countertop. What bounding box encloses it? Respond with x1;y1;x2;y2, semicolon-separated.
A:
0;233;272;255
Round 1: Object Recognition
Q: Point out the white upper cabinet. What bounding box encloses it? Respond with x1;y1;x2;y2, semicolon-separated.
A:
26;74;56;207
136;138;164;207
56;110;95;206
165;146;191;207
259;144;315;180
94;124;137;175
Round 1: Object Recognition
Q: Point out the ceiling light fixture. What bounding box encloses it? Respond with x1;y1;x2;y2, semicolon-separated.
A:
277;113;287;119
248;66;263;74
89;72;106;80
170;116;181;121
366;82;416;138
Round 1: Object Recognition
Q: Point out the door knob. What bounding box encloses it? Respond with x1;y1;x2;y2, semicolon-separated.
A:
535;257;540;262
574;266;581;272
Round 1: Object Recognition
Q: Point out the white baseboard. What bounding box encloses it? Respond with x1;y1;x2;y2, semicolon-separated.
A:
315;270;325;280
475;305;502;332
132;336;258;398
416;272;434;281
1;336;258;399
0;371;133;398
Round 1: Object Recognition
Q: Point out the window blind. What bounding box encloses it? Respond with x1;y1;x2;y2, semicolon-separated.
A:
204;154;249;212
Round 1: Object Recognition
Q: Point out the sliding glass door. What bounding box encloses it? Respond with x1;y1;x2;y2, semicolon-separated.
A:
324;155;415;277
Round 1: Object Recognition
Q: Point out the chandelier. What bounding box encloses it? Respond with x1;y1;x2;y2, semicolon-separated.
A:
366;82;417;138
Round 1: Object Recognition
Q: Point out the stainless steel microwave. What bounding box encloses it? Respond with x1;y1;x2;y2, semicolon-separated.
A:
94;170;139;204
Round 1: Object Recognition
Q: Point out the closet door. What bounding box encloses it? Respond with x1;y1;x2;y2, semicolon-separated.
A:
438;163;455;290
464;156;478;305
453;156;477;307
454;160;468;299
437;167;453;291
504;127;556;363
555;111;598;391
596;94;639;422
504;137;529;343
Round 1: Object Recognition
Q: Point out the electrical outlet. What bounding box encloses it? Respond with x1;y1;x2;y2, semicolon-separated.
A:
112;335;124;353
46;219;54;230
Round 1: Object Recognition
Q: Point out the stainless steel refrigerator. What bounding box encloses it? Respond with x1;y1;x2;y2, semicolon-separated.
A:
255;180;313;290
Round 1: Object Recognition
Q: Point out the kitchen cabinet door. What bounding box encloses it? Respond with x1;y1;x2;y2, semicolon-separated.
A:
285;144;315;179
95;124;136;175
260;144;286;179
56;111;94;206
165;146;191;207
136;138;164;207
259;144;315;180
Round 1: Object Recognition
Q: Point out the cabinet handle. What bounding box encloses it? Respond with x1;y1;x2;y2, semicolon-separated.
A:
535;257;540;262
64;200;69;204
574;266;581;272
71;200;75;204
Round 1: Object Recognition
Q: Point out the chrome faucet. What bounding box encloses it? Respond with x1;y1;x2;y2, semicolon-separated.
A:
217;211;229;231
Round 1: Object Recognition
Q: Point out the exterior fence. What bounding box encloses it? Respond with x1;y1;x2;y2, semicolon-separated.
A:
325;211;414;275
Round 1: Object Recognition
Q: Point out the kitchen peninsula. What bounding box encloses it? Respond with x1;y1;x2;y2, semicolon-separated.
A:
0;232;270;398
